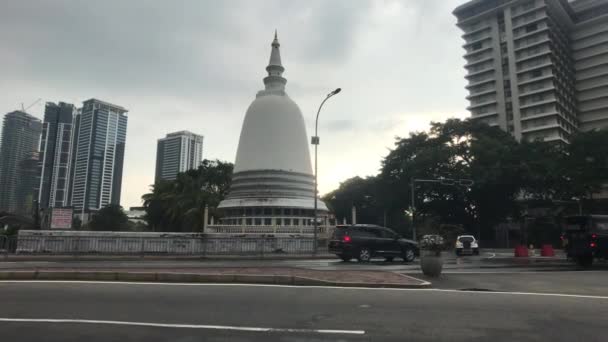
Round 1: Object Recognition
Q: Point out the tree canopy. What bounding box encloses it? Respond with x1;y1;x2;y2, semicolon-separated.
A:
325;118;608;240
88;204;130;231
141;159;233;232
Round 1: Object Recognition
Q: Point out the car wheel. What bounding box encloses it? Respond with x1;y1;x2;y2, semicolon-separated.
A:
357;248;371;262
384;256;394;262
473;249;479;256
339;254;351;262
403;248;415;262
576;255;593;267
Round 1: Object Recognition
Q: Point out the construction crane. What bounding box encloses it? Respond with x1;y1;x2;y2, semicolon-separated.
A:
21;98;42;113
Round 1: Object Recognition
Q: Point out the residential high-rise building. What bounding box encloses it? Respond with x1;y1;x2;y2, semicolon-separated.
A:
70;99;128;215
37;102;76;209
155;131;204;182
453;0;608;143
0;111;42;214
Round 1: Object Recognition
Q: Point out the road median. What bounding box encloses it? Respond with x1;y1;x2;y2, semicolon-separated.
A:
0;267;430;289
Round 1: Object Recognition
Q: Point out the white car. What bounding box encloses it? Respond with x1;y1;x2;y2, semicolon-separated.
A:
455;235;479;256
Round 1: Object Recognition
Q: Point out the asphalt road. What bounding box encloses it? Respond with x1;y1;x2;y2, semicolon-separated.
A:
1;281;608;341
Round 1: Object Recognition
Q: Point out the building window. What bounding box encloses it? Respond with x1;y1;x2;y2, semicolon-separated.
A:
263;208;271;215
472;42;482;51
531;69;542;78
264;218;272;225
254;218;262;225
525;23;537;33
246;218;252;225
275;218;282;225
293;219;300;226
284;219;291;226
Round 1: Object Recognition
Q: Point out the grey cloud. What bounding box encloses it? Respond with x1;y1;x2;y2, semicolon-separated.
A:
325;119;357;132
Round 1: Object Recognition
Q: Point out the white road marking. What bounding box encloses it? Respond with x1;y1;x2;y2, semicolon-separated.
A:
2;280;608;299
0;318;365;335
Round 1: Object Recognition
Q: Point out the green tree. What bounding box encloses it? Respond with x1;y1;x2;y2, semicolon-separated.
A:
379;119;523;239
142;159;233;232
88;205;129;231
564;130;608;200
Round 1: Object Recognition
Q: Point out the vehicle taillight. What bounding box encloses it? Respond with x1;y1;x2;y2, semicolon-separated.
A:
343;235;351;243
590;242;597;248
591;233;597;239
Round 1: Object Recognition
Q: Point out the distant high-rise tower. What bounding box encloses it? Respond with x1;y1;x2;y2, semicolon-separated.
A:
155;131;204;182
0;111;42;214
453;0;608;144
70;99;128;214
38;102;76;209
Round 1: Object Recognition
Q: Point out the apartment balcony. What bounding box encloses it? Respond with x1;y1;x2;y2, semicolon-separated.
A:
464;55;494;68
470;111;499;120
465;65;495;78
516;48;551;63
514;37;551;53
466;88;496;100
516;61;552;74
520;111;559;122
510;3;547;20
467;99;498;111
518;73;553;86
519;85;556;98
461;25;492;39
465;77;495;89
519;98;556;110
463;34;493;49
463;45;493;58
521;122;560;134
513;26;549;42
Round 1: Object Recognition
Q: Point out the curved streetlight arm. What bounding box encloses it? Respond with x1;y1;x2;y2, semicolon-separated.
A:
312;88;341;255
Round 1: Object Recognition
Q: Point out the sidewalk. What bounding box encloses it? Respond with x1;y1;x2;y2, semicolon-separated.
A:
1;253;335;262
0;266;430;289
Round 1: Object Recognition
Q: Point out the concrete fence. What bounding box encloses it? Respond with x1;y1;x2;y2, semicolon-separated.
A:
1;231;322;256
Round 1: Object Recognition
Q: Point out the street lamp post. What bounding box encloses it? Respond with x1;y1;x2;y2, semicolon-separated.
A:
312;88;341;255
410;178;474;241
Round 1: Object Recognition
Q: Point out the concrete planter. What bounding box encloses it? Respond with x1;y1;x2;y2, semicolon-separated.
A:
420;250;443;277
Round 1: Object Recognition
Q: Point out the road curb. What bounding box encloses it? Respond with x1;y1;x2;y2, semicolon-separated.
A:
0;271;431;289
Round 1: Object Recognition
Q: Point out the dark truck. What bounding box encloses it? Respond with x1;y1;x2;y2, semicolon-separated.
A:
562;215;608;266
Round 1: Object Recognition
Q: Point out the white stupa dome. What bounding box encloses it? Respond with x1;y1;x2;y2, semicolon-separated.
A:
234;94;312;174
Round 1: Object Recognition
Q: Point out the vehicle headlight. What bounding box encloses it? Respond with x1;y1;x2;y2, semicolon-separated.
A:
456;241;463;248
471;242;478;248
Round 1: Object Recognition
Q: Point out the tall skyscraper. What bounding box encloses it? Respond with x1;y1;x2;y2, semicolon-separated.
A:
453;0;608;143
17;152;41;215
38;102;76;209
0;111;42;214
70;99;128;215
155;131;204;182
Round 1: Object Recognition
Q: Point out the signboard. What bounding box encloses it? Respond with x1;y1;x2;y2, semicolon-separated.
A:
51;208;73;229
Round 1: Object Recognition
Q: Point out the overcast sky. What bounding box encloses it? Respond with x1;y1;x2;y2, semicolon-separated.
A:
1;0;471;208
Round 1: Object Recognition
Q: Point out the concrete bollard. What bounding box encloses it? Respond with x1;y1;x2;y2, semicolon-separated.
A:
514;245;528;257
540;244;555;257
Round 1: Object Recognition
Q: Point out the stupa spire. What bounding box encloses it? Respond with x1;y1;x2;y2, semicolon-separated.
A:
261;30;287;95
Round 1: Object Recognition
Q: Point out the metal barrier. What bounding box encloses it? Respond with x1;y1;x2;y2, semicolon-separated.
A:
1;235;318;256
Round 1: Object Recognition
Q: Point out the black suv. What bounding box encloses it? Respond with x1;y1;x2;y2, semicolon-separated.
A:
328;224;419;262
563;215;608;266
